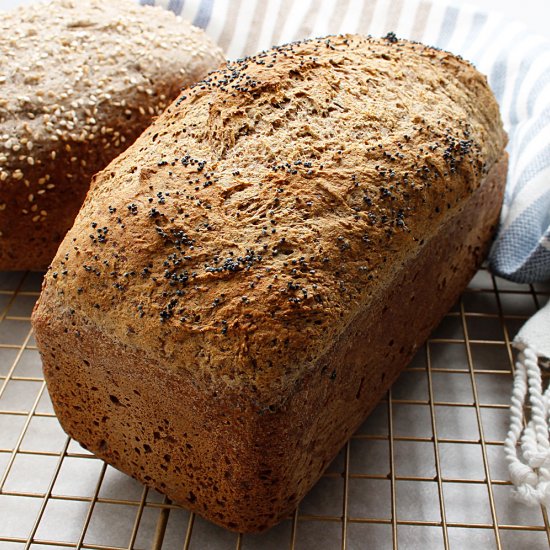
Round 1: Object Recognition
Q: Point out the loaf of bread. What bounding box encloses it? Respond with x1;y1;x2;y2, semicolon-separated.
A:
32;34;507;532
0;0;224;270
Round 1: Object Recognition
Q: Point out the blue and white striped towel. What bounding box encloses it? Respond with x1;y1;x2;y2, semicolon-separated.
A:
143;0;550;505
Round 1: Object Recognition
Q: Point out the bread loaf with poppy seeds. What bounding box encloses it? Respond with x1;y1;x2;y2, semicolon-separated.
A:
0;0;224;270
32;34;507;532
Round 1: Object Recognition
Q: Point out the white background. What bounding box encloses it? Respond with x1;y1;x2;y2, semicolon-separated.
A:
1;0;550;40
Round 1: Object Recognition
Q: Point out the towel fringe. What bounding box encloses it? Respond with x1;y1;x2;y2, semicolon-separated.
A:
505;347;550;507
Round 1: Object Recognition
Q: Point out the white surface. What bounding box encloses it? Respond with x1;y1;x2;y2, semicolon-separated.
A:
0;0;549;40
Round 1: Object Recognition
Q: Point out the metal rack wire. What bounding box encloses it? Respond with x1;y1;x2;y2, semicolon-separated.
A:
0;268;549;549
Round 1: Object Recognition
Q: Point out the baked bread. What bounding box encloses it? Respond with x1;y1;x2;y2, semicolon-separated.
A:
0;0;224;270
32;34;507;532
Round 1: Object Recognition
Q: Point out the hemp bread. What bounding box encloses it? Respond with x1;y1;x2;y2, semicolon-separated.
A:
32;34;508;532
0;0;224;270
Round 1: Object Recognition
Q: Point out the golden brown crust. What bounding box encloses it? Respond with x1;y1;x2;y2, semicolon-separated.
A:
0;0;224;270
36;34;506;400
33;154;507;532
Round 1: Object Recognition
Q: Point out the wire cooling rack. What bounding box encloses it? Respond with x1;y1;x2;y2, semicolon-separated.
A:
0;268;549;549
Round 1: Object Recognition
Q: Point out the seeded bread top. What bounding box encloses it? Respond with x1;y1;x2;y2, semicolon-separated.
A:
36;34;506;404
0;0;224;223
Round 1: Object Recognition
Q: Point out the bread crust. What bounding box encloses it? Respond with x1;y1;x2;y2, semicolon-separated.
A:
0;0;224;270
33;154;507;531
32;34;508;531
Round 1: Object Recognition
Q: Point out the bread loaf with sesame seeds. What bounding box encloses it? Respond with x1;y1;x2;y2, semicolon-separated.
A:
32;34;507;532
0;0;224;270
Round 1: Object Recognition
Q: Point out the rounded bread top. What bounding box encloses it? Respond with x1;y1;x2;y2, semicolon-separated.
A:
0;0;224;214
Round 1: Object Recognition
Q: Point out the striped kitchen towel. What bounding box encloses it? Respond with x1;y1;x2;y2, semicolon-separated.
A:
141;0;550;506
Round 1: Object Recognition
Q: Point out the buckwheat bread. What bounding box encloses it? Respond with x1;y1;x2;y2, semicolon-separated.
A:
0;0;224;270
32;34;507;532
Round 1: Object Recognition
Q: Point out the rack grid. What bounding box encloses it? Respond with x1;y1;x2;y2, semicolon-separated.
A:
0;268;549;549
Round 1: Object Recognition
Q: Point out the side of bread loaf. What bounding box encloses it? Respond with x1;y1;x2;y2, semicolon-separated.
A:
32;34;507;531
0;0;224;270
